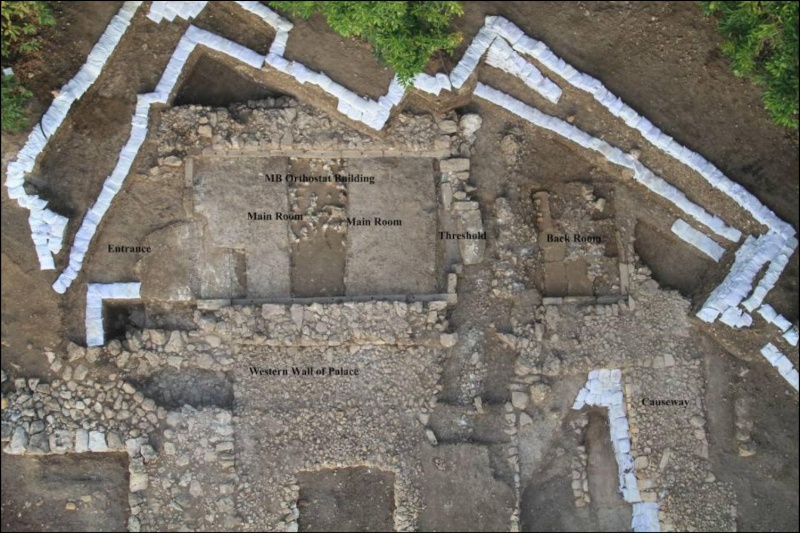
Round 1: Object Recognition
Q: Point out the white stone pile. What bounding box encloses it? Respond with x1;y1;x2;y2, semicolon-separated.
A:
473;82;737;242
147;1;206;23
485;37;562;104
760;343;799;391
572;369;660;532
86;283;141;347
4;1;141;270
671;219;725;262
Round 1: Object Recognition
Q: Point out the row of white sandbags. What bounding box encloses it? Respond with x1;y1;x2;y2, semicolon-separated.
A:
187;26;264;69
52;28;225;291
53;95;153;293
27;201;69;269
757;304;793;333
760;343;799;391
742;236;798;312
5;2;141;270
147;1;207;23
235;1;293;32
151;25;265;106
696;232;785;322
264;50;406;130
572;369;642;504
5;1;140;191
86;283;141;346
697;231;797;325
450;26;497;89
474;83;739;241
231;3;408;130
487;15;793;241
671;219;725;262
632;502;661;533
486;38;562;104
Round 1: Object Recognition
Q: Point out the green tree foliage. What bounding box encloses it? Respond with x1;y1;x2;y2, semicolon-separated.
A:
703;1;799;130
1;1;55;60
1;1;54;131
2;73;33;131
269;1;463;86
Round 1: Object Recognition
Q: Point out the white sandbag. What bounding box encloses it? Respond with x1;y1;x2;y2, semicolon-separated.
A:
783;327;799;347
775;356;793;376
758;304;778;324
235;1;289;30
720;307;752;328
631;502;660;532
266;53;290;72
486;38;561;104
413;73;442;95
270;31;289;56
148;1;206;23
773;314;792;332
671;219;726;261
450;29;496;88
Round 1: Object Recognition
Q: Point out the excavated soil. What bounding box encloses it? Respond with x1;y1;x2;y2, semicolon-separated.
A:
2;2;798;532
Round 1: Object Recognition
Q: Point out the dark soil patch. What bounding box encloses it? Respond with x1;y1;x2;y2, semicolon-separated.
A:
297;467;395;532
635;220;714;297
703;338;800;533
1;453;130;533
585;411;631;531
103;300;145;342
281;12;394;100
14;1;123;104
141;368;233;410
175;54;283;107
191;0;275;55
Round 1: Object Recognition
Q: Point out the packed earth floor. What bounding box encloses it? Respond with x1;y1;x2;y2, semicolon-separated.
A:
1;2;798;532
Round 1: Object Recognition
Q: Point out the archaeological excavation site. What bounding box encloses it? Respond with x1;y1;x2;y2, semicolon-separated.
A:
1;2;798;532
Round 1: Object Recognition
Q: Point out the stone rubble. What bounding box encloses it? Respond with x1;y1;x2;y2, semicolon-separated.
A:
2;300;454;531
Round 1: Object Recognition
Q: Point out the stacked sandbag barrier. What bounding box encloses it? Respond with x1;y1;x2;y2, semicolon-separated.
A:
4;2;141;270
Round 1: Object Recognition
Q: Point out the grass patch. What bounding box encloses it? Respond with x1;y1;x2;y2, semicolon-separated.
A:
1;1;55;131
703;1;799;130
269;1;463;86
